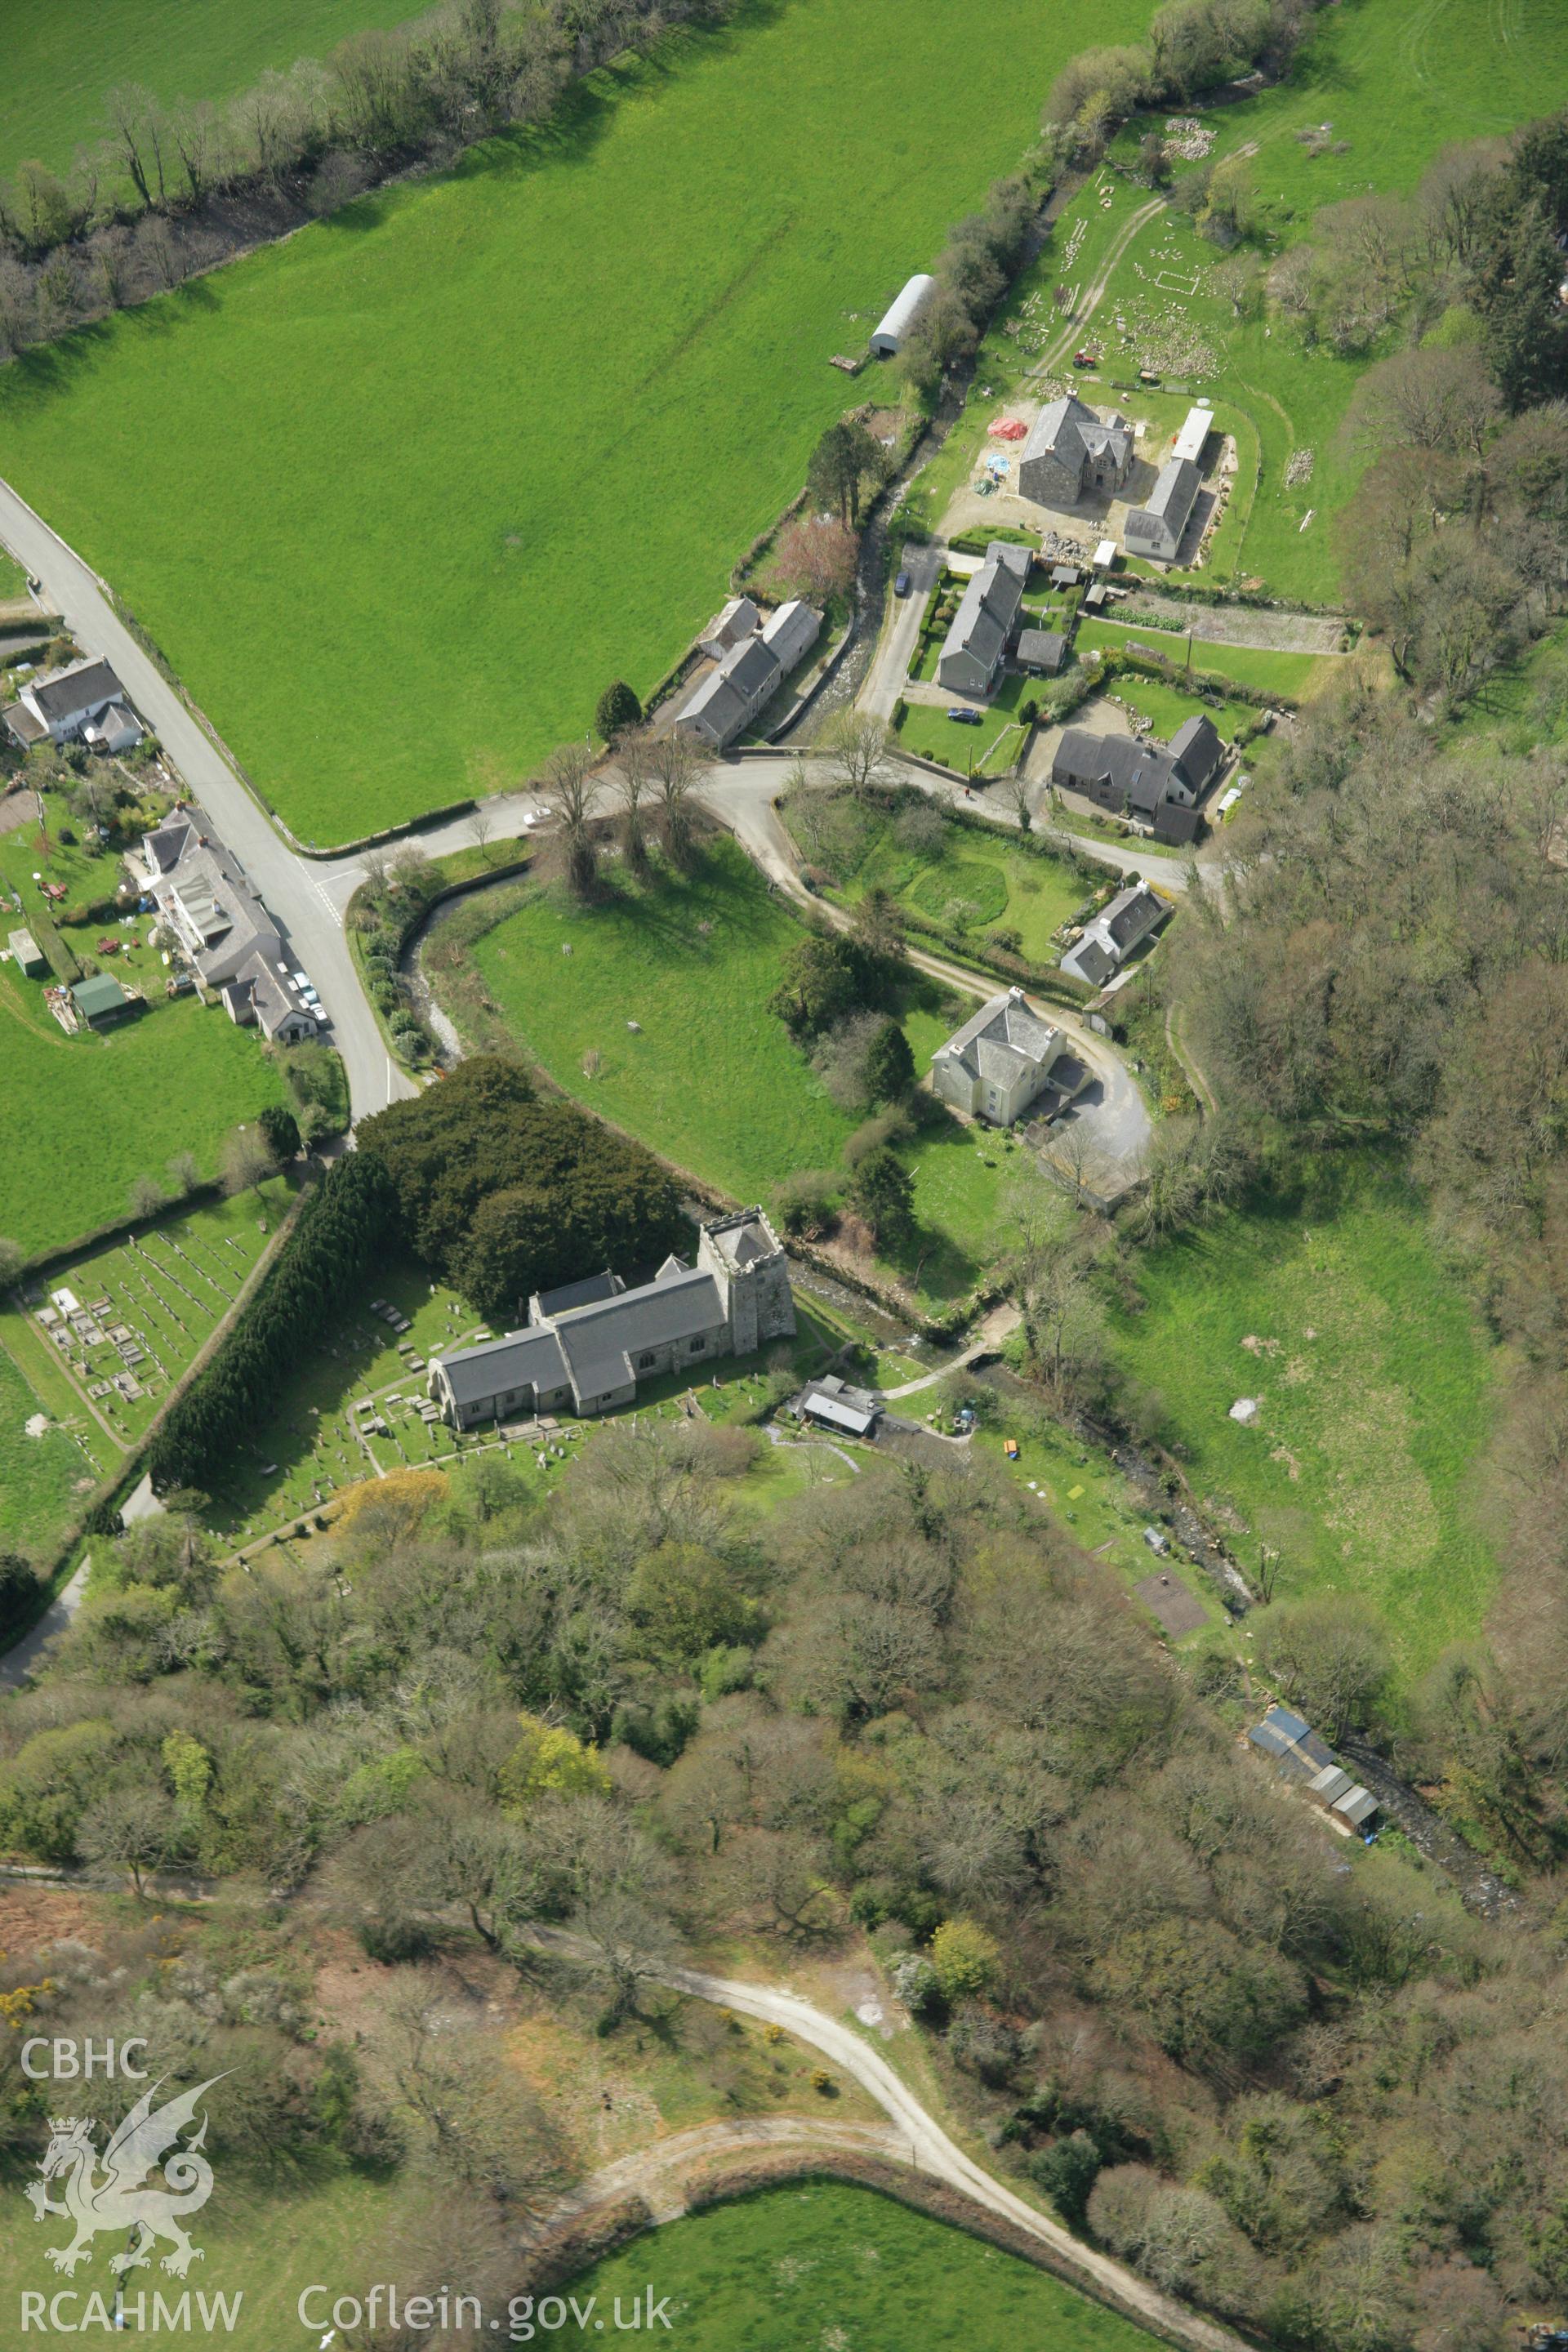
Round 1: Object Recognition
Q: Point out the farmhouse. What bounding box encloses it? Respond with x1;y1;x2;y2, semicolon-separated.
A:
871;273;936;357
1059;881;1169;988
676;599;822;749
930;985;1081;1127
130;808;318;1043
1050;712;1223;845
3;655;143;752
1124;457;1201;563
429;1207;795;1427
936;544;1028;697
1018;394;1133;509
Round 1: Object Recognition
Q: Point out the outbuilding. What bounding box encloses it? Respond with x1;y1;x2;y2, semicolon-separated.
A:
7;928;46;977
870;274;936;357
70;972;139;1030
1017;628;1067;676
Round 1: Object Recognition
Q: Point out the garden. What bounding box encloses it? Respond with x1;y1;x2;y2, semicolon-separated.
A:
1107;1155;1499;1679
0;0;1146;844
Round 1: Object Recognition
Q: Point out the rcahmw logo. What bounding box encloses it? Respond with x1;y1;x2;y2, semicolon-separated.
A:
19;2041;242;2332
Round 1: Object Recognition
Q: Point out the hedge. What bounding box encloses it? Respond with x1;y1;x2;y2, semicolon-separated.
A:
29;909;80;984
145;1152;397;1490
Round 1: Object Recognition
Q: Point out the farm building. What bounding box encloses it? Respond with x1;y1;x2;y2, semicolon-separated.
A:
936;543;1028;697
698;596;760;658
7;928;46;977
676;600;822;748
429;1208;795;1427
1018;394;1133;509
1050;712;1223;844
870;273;936;356
1059;881;1169;988
930;985;1083;1127
130;808;319;1043
1125;456;1201;563
1017;628;1067;676
759;598;821;674
1307;1763;1379;1833
791;1373;881;1437
70;972;139;1030
3;655;142;751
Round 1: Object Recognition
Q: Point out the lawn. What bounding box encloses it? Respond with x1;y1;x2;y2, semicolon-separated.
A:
0;0;418;186
0;0;1146;846
1107;670;1258;746
436;838;1012;1302
784;791;1089;961
1074;618;1325;701
569;2180;1165;2351
0;964;291;1258
1109;1156;1498;1676
0;1324;99;1567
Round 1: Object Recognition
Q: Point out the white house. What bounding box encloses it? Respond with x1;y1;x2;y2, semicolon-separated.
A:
4;656;143;751
1124;457;1201;563
930;987;1080;1127
131;808;319;1043
871;274;936;357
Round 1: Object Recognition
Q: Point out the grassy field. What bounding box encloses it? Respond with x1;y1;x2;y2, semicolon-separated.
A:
0;0;1144;844
0;964;291;1258
570;2180;1165;2350
1110;1156;1498;1675
0;1325;98;1565
1074;619;1325;701
1107;670;1259;746
438;840;1013;1301
0;0;417;186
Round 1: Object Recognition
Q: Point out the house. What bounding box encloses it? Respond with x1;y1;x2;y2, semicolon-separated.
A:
428;1207;796;1428
698;596;760;659
70;972;139;1030
1017;628;1067;676
791;1374;881;1437
871;273;936;357
1059;881;1169;988
760;598;821;675
5;657;141;750
936;544;1028;697
1050;712;1223;845
930;986;1081;1126
1124;457;1201;563
129;808;319;1044
676;600;822;749
1018;394;1134;508
1172;403;1214;466
7;928;46;977
82;703;144;755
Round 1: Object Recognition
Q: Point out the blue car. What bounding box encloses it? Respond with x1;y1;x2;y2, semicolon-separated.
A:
947;707;982;725
893;570;911;597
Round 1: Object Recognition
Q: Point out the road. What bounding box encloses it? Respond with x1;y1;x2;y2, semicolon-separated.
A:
0;479;415;1117
0;1561;88;1692
859;541;945;720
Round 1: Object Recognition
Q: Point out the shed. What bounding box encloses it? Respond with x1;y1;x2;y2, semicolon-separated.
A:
1093;538;1118;570
793;1373;881;1437
7;927;46;976
1017;628;1067;676
870;273;936;357
71;972;137;1029
1051;564;1080;588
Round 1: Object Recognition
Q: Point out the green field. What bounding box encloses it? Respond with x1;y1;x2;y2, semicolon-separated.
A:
1074;620;1324;701
0;967;291;1258
1110;1157;1498;1673
571;2181;1164;2350
440;840;1013;1299
0;1325;98;1566
0;0;416;186
0;0;1143;844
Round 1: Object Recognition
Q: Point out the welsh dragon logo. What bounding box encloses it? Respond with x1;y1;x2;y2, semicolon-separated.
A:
25;2075;225;2278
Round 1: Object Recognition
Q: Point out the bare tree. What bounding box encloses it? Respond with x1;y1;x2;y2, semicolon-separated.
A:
542;743;599;897
826;710;893;795
78;1783;179;1899
220;1125;278;1199
648;730;702;869
617;729;652;874
469;802;495;866
128;1173;168;1222
998;772;1035;832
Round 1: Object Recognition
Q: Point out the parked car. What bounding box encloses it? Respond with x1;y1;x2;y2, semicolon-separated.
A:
947;707;982;725
893;570;911;597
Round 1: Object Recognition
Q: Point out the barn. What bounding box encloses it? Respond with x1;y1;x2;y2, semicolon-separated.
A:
870;273;936;357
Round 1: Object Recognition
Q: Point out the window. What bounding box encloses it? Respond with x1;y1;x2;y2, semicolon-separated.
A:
689;1337;706;1354
636;1351;656;1370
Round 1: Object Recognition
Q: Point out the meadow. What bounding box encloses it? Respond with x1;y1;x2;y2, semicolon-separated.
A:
0;966;291;1258
0;0;416;186
1109;1156;1498;1676
434;839;1016;1300
0;0;1144;845
570;2180;1165;2351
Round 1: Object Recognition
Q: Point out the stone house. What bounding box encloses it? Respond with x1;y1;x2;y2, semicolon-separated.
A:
930;987;1080;1127
1018;395;1133;509
936;544;1028;697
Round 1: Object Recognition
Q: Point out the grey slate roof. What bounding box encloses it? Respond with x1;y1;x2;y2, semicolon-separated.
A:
552;1263;726;1401
1054;726;1180;817
1023;395;1131;479
26;657;124;724
940;556;1024;680
936;987;1062;1085
796;1373;880;1436
1169;713;1223;791
436;1323;570;1410
1017;628;1067;674
1145;455;1200;523
1106;883;1165;950
534;1271;625;1319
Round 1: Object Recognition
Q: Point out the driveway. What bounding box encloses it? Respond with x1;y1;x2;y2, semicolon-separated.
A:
0;477;414;1118
859;542;945;721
